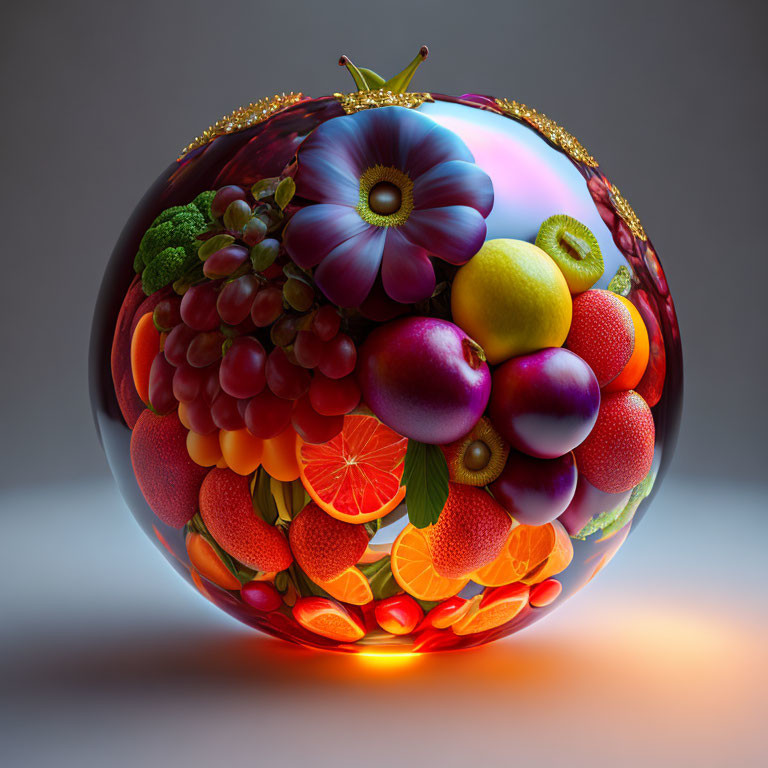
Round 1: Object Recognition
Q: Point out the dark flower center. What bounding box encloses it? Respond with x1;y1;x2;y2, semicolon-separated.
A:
464;440;491;471
368;181;402;215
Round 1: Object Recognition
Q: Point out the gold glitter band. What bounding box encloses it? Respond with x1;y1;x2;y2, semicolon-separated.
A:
179;92;305;159
494;97;598;168
334;90;433;114
609;184;647;241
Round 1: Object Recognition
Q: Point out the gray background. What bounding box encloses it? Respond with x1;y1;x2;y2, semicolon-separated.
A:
2;1;766;766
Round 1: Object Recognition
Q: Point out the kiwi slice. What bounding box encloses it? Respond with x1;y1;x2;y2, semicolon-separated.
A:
535;214;604;293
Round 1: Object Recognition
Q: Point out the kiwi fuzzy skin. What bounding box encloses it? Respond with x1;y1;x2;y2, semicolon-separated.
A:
535;214;604;294
440;417;509;486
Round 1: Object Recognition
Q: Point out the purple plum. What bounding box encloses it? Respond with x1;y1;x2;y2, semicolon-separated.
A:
491;450;577;525
489;347;600;459
357;316;491;444
557;474;632;536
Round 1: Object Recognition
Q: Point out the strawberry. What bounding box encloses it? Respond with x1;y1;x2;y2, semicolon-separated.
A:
130;410;208;528
289;502;367;582
199;468;293;572
429;483;512;579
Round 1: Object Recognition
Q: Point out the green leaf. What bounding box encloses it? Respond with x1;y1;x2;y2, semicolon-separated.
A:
274;177;296;210
401;440;449;529
253;468;279;525
358;67;385;89
358;556;400;600
250;238;280;272
251;178;279;201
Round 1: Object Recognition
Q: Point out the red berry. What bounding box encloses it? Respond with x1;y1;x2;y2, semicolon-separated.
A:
241;580;282;612
180;282;221;331
374;594;424;635
318;333;356;379
211;186;247;219
293;330;326;368
311;305;341;341
266;347;311;400
172;363;204;403
186;330;224;368
217;274;260;325
186;396;217;435
309;372;360;416
251;286;284;327
529;579;562;607
219;336;267;399
244;389;294;439
211;391;246;431
148;352;177;414
164;323;196;367
291;395;343;444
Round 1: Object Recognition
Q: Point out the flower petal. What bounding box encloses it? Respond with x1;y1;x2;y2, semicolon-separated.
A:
294;117;370;205
282;205;368;268
412;160;494;217
402;206;487;265
380;229;436;303
314;226;386;307
399;116;475;178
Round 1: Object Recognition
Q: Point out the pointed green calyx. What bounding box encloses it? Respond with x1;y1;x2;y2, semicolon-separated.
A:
338;46;429;93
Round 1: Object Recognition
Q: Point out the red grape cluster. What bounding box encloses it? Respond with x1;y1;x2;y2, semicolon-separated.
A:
147;279;360;445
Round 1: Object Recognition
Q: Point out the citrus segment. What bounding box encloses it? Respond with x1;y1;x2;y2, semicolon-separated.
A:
602;295;650;393
452;583;529;635
130;312;160;405
521;520;573;584
391;524;469;601
292;596;366;642
315;566;373;605
473;521;564;587
297;413;407;523
185;532;241;590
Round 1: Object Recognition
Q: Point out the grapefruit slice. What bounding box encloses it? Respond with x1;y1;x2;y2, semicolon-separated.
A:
296;413;407;523
391;524;469;601
473;521;561;587
520;520;573;584
315;566;373;606
292;596;366;642
452;583;529;636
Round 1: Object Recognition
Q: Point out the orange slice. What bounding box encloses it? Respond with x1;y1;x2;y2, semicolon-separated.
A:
391;524;469;601
452;583;529;636
473;520;565;587
296;413;407;523
520;520;573;584
186;532;241;590
603;296;650;393
292;596;366;642
130;312;160;405
315;566;373;606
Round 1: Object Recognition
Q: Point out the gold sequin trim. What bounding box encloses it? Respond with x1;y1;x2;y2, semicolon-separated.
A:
494;98;598;168
179;92;304;159
609;184;647;241
334;90;433;114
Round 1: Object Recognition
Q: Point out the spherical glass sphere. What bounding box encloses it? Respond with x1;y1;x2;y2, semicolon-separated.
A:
91;88;681;654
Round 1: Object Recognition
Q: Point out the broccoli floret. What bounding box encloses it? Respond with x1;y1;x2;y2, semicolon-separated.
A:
134;194;218;293
192;190;217;223
141;247;192;296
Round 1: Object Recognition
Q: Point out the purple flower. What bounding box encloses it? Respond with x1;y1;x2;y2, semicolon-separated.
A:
283;106;493;307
